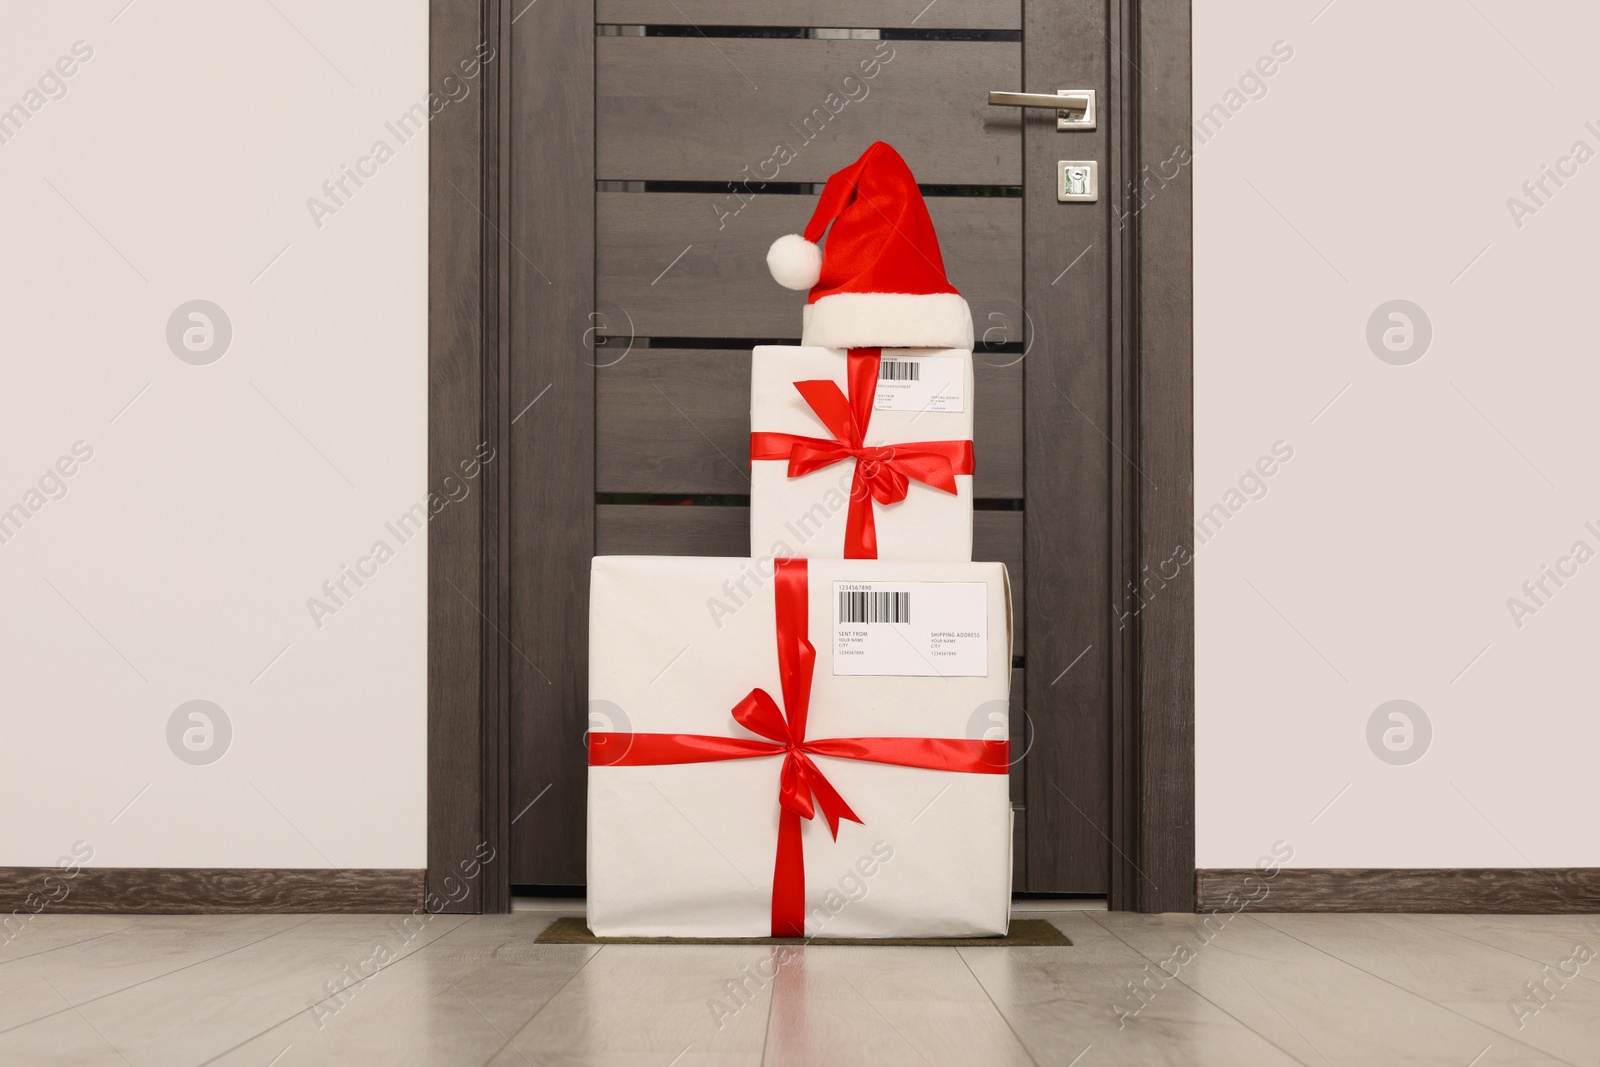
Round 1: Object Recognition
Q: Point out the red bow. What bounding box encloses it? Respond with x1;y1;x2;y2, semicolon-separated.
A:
750;349;975;558
589;558;1006;937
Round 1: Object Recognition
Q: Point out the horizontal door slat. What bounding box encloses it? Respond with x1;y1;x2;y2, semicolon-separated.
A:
594;505;1025;643
597;2;1020;29
597;348;1022;497
596;38;1020;183
596;504;750;556
597;194;1020;341
597;348;752;493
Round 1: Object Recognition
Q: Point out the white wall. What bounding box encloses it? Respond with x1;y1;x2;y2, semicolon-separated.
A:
1197;0;1600;867
0;2;428;868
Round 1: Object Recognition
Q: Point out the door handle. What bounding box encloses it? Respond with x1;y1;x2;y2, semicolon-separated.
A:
987;89;1096;130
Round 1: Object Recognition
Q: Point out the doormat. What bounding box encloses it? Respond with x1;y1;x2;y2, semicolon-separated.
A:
534;916;1071;947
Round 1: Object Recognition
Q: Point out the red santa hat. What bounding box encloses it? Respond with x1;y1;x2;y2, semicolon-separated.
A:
766;142;973;351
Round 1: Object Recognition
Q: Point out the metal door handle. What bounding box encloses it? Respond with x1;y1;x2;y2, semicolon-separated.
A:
987;89;1095;130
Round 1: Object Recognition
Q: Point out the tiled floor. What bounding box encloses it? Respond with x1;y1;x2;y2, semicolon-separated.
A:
1;907;1597;1065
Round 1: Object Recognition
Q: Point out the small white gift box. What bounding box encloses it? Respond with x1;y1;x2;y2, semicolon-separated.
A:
749;346;975;561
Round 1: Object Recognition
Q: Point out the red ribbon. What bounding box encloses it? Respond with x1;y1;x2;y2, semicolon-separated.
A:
749;349;975;559
588;558;1007;937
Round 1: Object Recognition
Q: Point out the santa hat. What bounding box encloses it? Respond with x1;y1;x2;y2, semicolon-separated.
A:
767;142;973;351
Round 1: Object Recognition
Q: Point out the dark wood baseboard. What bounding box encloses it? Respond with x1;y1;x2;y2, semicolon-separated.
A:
1197;868;1600;914
0;868;425;914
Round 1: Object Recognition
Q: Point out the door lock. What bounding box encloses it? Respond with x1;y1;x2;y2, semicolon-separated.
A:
1058;161;1097;203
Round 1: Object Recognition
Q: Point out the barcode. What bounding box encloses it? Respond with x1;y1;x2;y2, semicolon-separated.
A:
879;360;920;381
838;590;910;624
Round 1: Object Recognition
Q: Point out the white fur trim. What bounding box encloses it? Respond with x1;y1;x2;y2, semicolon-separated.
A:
801;292;974;351
767;234;823;290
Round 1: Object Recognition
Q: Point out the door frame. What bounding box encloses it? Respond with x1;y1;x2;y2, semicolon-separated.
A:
426;0;1194;914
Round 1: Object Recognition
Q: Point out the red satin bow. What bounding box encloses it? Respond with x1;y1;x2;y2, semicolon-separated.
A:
588;558;1007;937
749;349;975;559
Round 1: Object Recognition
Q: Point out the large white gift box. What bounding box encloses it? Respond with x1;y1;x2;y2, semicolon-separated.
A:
749;346;975;561
587;554;1013;938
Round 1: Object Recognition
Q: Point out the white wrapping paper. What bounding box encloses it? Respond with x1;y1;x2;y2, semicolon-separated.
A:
587;555;1013;938
750;346;975;561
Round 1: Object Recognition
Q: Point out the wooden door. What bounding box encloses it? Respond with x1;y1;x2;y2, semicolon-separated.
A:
506;1;1119;895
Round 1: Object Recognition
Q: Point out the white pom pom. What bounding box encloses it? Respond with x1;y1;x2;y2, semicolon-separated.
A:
767;234;822;290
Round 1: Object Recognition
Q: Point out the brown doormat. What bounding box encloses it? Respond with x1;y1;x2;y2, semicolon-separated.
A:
534;916;1070;946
